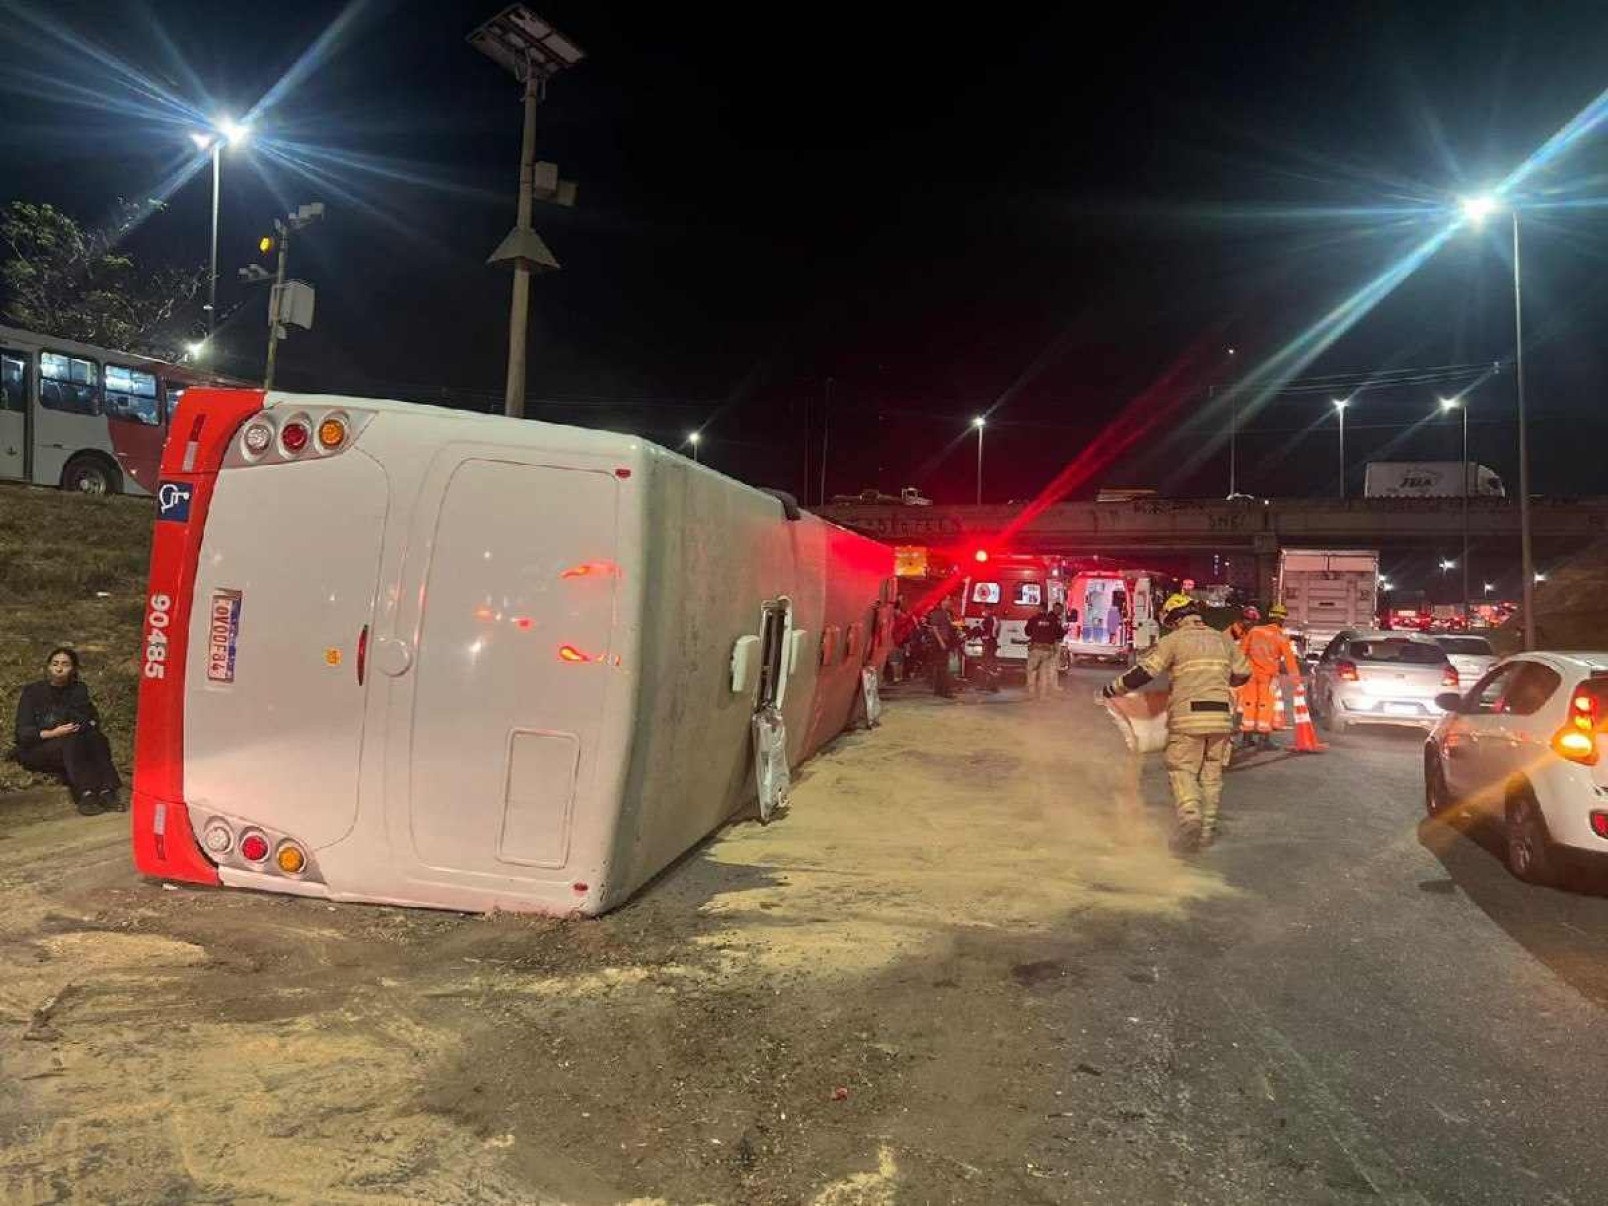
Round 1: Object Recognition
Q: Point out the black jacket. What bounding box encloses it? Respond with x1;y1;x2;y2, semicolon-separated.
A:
13;680;101;749
1023;612;1067;646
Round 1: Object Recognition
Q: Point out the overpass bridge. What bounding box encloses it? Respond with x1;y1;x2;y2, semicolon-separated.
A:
819;496;1608;596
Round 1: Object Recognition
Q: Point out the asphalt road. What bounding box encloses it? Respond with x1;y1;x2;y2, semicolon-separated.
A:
5;668;1608;1203
1034;666;1608;1204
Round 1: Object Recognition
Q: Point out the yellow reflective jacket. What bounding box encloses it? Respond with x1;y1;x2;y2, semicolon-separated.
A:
1109;615;1252;735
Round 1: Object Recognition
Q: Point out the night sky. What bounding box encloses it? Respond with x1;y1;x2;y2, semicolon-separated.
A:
5;0;1608;517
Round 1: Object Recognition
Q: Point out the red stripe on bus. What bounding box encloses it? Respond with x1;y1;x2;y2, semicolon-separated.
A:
131;388;267;886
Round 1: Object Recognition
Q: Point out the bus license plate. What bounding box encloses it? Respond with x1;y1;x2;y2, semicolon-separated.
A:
207;590;244;683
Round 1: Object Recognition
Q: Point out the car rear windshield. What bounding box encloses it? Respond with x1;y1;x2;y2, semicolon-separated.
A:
1437;637;1493;655
1346;639;1447;665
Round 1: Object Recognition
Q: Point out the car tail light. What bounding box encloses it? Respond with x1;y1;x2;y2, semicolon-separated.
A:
1550;686;1600;766
280;420;310;454
1441;664;1460;688
239;831;270;862
1336;659;1359;682
1590;812;1608;840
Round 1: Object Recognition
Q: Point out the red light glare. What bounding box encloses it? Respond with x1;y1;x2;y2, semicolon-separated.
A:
615;468;632;478
560;560;621;580
974;549;989;563
572;881;589;893
513;617;533;630
558;644;591;663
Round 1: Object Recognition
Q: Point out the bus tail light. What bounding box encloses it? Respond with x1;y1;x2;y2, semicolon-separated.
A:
276;842;307;875
280;420;310;454
241;420;275;456
316;416;348;450
1336;659;1359;682
202;820;234;856
1552;687;1600;766
239;830;270;862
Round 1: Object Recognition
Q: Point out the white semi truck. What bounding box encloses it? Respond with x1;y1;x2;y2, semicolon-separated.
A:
1277;548;1380;657
1362;462;1504;498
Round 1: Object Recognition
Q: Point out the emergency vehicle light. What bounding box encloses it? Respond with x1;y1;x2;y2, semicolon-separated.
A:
974;549;989;563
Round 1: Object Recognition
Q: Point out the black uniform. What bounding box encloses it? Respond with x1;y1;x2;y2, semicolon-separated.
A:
974;613;1001;692
12;679;122;810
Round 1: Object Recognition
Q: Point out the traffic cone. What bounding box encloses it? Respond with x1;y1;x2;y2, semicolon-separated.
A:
1289;680;1327;753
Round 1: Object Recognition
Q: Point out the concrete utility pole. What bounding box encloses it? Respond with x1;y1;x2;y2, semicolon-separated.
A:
470;5;583;419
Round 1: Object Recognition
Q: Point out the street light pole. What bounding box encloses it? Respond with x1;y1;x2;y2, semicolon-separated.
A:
503;67;540;419
687;431;701;463
208;142;220;340
1440;397;1472;622
1511;210;1536;649
972;416;985;505
1332;399;1348;499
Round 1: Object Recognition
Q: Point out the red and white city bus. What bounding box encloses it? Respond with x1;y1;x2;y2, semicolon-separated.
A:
132;388;894;915
0;323;233;495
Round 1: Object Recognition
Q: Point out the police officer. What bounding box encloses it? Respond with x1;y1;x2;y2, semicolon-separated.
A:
1103;593;1252;852
1023;601;1067;701
972;605;1001;693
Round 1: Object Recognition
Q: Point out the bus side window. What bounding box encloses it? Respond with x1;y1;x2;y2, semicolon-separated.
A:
0;351;26;412
40;350;100;416
105;364;160;426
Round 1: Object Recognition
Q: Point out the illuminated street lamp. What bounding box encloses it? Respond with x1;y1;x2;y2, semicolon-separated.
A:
1439;396;1471;622
1484;582;1494;596
972;416;986;505
1332;398;1349;499
1460;193;1536;649
470;4;585;420
189;117;249;341
686;431;701;463
1439;557;1456;574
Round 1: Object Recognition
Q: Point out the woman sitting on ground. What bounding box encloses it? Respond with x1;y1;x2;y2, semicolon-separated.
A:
12;647;124;816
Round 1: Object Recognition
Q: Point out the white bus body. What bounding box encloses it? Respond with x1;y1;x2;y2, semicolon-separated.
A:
0;323;233;495
132;390;895;916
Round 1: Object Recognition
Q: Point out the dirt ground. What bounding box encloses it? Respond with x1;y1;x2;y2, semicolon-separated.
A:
0;683;1224;1205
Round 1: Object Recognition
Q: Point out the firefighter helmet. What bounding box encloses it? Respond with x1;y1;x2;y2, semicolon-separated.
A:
1159;592;1200;627
1242;605;1262;623
1269;602;1289;621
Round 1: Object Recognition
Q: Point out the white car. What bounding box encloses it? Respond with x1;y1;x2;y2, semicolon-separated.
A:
1434;634;1498;686
1424;652;1608;884
1311;630;1459;731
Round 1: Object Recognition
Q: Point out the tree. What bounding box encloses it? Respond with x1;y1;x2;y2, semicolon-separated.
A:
0;200;206;357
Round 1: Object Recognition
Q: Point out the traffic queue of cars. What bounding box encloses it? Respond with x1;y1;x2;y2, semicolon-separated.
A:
1298;628;1605;891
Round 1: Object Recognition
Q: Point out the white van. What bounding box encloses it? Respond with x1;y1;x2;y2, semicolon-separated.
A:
132;390;894;916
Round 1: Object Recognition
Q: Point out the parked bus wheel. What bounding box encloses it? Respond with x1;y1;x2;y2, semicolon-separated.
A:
61;454;122;496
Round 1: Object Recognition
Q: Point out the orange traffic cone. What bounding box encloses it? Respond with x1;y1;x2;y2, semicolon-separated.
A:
1289;680;1327;753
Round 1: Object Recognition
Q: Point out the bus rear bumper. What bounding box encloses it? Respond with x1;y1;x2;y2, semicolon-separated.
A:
131;790;221;886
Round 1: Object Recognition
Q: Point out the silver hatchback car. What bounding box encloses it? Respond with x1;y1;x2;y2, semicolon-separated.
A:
1311;630;1460;732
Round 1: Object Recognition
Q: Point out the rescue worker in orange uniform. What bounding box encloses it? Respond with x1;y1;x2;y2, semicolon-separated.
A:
1237;602;1302;749
1103;593;1251;852
1227;604;1260;643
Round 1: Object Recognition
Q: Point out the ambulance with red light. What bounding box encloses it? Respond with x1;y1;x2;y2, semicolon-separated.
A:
132;390;894;915
958;552;1060;672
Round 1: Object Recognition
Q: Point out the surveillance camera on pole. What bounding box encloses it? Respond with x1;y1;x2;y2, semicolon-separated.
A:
259;201;325;389
468;4;584;419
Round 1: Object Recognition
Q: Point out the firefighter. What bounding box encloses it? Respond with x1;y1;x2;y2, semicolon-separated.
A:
1103;593;1251;851
1239;602;1302;749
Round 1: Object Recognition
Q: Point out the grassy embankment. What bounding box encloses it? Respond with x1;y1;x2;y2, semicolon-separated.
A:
0;486;153;790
